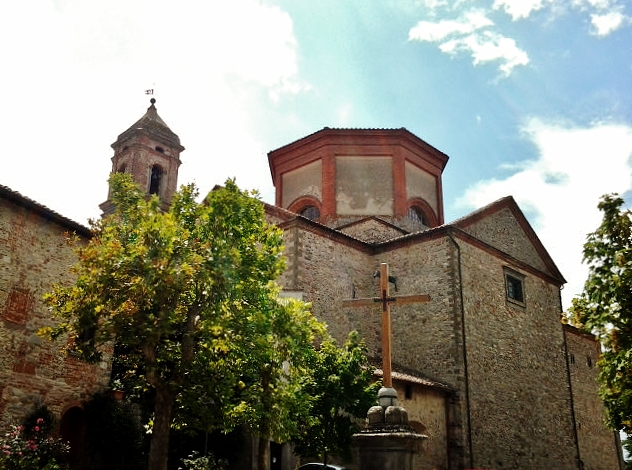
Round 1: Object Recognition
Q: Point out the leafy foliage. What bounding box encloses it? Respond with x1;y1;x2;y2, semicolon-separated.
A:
42;173;378;470
570;194;632;433
82;391;146;470
178;452;227;470
291;332;379;464
624;437;632;470
222;297;325;470
42;174;294;470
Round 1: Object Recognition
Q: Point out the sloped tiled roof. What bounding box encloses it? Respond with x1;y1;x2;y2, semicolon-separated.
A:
373;367;454;392
115;99;183;148
269;126;447;159
265;195;567;286
0;184;91;237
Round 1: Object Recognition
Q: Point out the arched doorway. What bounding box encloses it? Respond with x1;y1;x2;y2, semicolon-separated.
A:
59;406;86;470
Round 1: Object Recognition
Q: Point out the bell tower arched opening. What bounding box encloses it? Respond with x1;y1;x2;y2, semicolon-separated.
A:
149;165;163;195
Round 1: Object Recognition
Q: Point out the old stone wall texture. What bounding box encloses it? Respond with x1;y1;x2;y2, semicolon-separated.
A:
338;218;406;244
278;224;467;469
0;198;109;427
276;210;623;469
393;380;449;470
458;208;550;275
456;234;578;469
564;326;622;470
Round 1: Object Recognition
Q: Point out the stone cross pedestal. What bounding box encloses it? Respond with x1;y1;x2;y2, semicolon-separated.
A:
353;388;426;470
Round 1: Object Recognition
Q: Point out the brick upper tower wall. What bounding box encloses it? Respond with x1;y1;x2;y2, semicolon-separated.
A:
268;128;448;230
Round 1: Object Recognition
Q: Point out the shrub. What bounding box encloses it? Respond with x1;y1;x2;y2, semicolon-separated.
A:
0;418;69;470
178;451;227;470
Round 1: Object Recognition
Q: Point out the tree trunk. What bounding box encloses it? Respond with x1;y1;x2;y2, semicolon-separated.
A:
258;435;270;470
148;384;175;470
257;370;272;470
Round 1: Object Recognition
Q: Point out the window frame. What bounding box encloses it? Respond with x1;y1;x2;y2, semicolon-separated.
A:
504;268;525;306
407;205;429;226
299;205;320;221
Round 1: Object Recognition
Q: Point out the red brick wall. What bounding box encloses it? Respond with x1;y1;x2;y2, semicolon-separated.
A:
0;198;110;427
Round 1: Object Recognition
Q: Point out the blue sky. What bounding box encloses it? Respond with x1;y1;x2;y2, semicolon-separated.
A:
1;0;632;308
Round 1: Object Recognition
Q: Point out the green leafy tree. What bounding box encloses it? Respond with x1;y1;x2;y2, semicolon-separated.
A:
570;194;632;433
42;174;290;470
225;297;325;470
624;438;632;470
292;332;379;465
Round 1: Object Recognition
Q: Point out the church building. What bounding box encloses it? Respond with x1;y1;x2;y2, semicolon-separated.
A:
0;101;623;470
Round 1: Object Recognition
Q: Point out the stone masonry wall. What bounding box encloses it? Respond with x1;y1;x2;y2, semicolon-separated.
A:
457;237;578;469
564;326;623;470
384;237;468;470
276;213;620;469
278;224;468;468
338;218;406;244
0;198;109;427
281;227;463;388
393;380;449;470
279;226;373;345
459;208;549;274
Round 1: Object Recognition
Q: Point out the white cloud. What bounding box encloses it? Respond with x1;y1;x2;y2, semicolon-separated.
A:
492;0;632;37
409;10;493;41
493;0;549;20
0;0;305;224
591;11;626;35
416;0;449;12
456;119;632;309
573;0;613;10
440;31;529;76
409;10;528;76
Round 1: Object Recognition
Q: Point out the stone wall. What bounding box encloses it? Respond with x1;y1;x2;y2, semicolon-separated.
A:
279;225;373;345
273;208;619;470
457;235;578;469
278;224;466;468
564;325;623;470
0;197;109;427
458;207;550;275
393;379;449;470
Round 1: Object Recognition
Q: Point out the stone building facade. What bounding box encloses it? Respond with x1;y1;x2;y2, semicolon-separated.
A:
0;185;110;431
267;128;623;470
0;103;623;470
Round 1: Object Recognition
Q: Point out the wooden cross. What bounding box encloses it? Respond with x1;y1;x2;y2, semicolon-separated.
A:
342;263;430;388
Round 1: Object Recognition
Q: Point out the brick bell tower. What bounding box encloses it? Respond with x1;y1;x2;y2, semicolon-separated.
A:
100;98;184;216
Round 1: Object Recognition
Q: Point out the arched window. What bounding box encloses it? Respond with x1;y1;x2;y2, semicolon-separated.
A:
407;206;429;226
149;165;162;195
299;205;320;221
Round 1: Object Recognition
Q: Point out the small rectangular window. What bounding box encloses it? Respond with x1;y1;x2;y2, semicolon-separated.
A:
504;269;525;305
